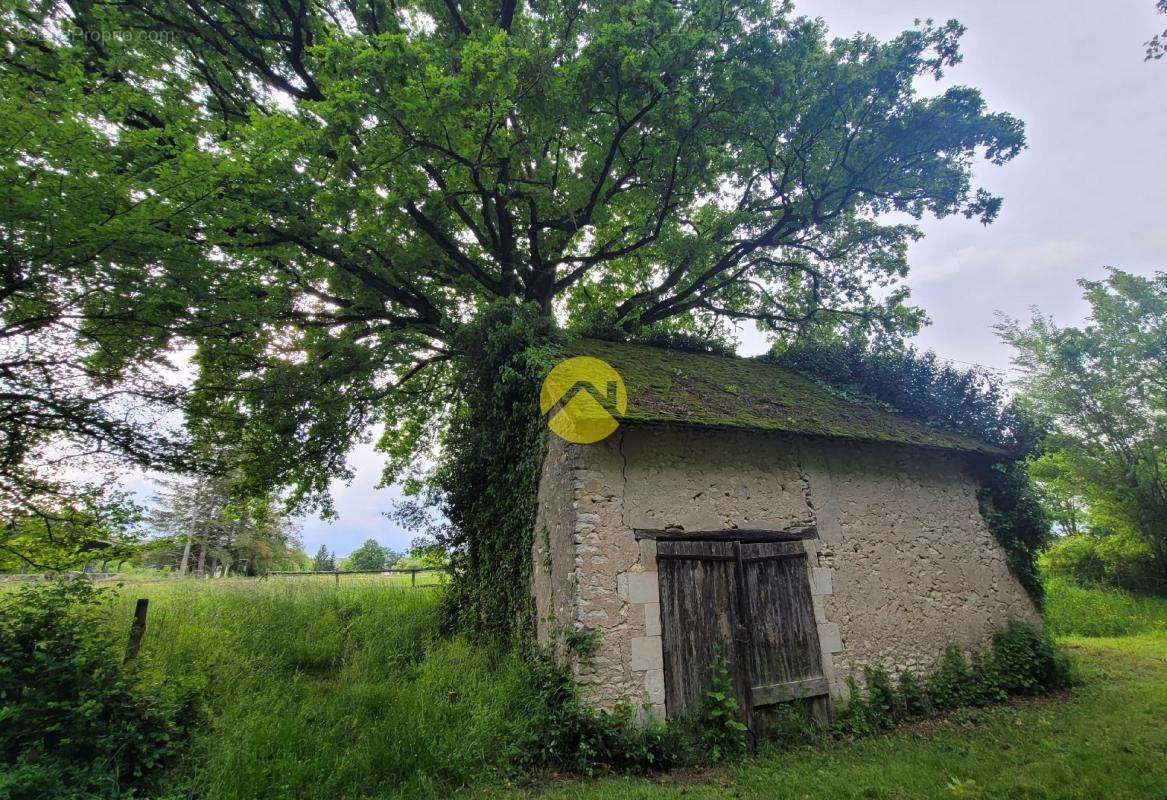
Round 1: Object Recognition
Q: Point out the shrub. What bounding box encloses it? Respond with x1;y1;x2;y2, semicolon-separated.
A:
1043;533;1165;596
896;669;931;716
0;579;190;800
834;620;1071;737
510;654;689;775
988;620;1072;696
926;645;978;711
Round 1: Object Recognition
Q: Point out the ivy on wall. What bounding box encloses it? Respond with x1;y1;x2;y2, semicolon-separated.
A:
772;340;1050;605
433;302;559;645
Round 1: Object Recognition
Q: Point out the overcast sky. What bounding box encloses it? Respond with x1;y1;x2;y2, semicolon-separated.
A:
139;0;1167;558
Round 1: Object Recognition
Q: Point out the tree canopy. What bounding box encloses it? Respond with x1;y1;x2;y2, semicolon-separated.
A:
1;0;1025;510
346;537;387;571
311;544;336;571
999;269;1167;585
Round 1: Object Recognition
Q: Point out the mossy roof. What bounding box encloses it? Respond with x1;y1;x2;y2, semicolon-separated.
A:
560;338;1003;455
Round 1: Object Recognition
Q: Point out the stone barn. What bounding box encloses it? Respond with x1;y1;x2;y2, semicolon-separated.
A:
531;339;1039;727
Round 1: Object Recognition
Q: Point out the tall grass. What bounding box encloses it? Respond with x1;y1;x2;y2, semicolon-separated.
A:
1043;577;1167;637
108;580;532;800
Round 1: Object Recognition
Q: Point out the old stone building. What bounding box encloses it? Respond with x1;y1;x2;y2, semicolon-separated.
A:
532;339;1039;724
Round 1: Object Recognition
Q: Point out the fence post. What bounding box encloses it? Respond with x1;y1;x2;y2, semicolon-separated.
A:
334;569;340;586
411;569;417;587
125;598;149;661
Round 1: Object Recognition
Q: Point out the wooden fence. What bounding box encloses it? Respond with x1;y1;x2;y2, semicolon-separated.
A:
261;567;446;586
1;568;448;586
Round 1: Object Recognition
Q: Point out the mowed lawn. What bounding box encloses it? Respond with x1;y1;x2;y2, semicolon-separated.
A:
494;632;1167;800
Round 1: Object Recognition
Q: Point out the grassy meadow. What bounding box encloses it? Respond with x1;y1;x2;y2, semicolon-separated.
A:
108;579;531;800
96;577;1167;800
1042;577;1167;637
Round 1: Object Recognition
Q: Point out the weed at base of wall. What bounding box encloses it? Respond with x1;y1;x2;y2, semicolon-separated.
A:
830;620;1073;738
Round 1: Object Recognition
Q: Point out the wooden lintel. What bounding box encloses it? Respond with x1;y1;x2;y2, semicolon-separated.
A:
634;525;818;543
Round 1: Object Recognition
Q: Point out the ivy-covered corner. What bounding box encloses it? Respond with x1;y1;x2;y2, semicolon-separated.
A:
434;302;562;646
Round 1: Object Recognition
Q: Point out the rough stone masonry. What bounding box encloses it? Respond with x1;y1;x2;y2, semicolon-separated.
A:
531;426;1039;720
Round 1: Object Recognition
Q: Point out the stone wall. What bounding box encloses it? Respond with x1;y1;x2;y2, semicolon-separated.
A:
530;425;1039;718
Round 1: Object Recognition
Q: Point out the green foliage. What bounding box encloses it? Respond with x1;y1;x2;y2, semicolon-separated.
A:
2;0;1026;524
0;488;142;574
924;646;981;712
429;302;557;643
346;538;388;571
833;621;1071;736
564;627;603;660
1043;577;1167;637
511;656;688;776
1000;269;1167;591
695;657;749;762
988;620;1073;696
311;544;336;572
1043;533;1164;595
973;460;1050;605
0;579;191;799
773;339;1050;603
896;669;931;717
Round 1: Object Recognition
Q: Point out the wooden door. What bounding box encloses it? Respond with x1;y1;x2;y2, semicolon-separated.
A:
739;541;829;706
657;538;826;728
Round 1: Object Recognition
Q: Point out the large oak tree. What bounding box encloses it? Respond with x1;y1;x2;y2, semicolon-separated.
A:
1;0;1025;512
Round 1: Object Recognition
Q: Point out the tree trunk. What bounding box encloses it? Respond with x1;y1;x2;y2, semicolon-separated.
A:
196;540;207;578
179;530;193;576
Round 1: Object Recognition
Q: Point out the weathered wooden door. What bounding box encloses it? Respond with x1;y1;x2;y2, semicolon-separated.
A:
657;538;827;728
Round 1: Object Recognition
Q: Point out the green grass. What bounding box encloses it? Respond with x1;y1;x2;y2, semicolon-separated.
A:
101;578;1167;800
1043;577;1167;637
108;579;530;800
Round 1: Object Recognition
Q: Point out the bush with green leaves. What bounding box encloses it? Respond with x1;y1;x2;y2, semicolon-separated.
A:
510;654;689;775
833;620;1072;735
0;579;191;800
695;657;750;762
1043;532;1164;596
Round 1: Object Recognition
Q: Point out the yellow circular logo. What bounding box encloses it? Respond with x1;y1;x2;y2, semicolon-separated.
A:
540;356;627;444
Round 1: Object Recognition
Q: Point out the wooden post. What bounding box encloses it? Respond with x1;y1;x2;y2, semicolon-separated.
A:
334;569;339;586
125;598;149;661
411;569;417;587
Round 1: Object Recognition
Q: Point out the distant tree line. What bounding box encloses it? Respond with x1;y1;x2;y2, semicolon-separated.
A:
308;537;448;573
141;476;306;577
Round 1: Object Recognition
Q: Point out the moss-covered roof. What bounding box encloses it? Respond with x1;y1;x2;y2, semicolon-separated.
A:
560;338;1003;455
